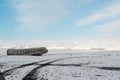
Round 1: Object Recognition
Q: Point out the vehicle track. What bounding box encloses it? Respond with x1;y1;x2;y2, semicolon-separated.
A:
22;57;84;80
1;59;51;77
1;56;85;80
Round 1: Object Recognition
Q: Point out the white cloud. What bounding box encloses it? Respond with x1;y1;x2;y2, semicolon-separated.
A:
12;0;101;32
13;0;68;31
75;1;120;26
93;19;120;33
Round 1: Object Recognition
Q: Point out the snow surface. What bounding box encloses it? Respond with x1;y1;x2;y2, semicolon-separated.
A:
0;40;120;80
0;50;120;80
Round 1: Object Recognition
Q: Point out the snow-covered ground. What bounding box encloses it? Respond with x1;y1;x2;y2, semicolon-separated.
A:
0;40;120;80
0;50;120;80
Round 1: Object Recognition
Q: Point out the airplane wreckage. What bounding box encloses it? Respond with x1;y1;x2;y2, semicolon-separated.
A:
7;47;48;56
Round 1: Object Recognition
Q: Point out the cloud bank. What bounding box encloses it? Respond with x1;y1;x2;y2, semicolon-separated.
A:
11;0;120;39
76;1;120;26
75;0;120;36
13;0;68;31
13;0;99;32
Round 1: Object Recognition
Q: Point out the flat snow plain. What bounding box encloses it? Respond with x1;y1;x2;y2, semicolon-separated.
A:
0;50;120;80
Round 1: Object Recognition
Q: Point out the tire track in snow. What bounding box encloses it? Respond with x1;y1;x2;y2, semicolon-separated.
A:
1;56;83;80
22;57;83;80
1;59;51;77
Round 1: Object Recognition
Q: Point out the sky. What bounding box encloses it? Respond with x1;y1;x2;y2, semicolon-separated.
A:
0;0;120;40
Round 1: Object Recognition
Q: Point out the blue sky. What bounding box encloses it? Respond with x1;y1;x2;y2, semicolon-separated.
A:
0;0;120;40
